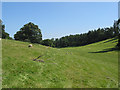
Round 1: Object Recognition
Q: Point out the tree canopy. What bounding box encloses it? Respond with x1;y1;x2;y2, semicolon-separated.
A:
40;38;55;47
14;22;42;43
116;18;120;48
0;19;12;39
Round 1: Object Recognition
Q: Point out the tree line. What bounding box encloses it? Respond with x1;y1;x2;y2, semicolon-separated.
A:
45;27;118;48
0;19;120;48
41;19;120;48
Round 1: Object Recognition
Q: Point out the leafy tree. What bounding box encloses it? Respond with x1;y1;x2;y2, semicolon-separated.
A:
0;19;2;38
41;38;55;47
116;18;120;48
0;19;12;39
2;25;9;39
113;20;119;36
14;22;42;43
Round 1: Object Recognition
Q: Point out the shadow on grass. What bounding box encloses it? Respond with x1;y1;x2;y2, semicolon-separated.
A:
103;37;117;43
89;47;119;53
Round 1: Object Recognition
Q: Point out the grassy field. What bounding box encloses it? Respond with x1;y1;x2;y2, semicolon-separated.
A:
2;38;118;88
0;40;2;89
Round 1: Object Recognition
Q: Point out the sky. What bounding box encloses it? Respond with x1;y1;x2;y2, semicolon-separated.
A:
2;2;118;39
118;1;120;29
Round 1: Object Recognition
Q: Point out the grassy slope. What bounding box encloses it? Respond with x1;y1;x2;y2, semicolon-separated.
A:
0;40;2;89
2;38;118;88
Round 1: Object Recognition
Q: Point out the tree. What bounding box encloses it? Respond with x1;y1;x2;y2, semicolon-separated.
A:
2;25;9;39
0;19;12;39
41;38;55;47
113;20;119;36
14;22;42;43
0;19;2;38
116;18;120;48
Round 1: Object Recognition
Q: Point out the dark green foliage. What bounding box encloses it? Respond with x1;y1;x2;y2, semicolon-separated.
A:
116;18;120;48
40;26;116;48
0;19;2;38
0;20;12;39
52;27;116;48
2;25;9;39
41;38;55;47
14;22;42;43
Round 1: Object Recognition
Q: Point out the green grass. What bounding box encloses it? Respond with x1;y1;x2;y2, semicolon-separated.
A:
2;38;118;88
0;40;2;89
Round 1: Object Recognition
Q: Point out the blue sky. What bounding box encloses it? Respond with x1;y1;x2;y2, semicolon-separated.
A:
118;1;120;18
2;2;118;39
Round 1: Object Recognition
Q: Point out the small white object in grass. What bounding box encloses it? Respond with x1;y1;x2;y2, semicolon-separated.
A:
0;38;1;40
28;44;32;47
106;77;110;79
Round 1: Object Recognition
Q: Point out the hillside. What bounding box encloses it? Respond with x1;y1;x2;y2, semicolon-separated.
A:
2;38;118;88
